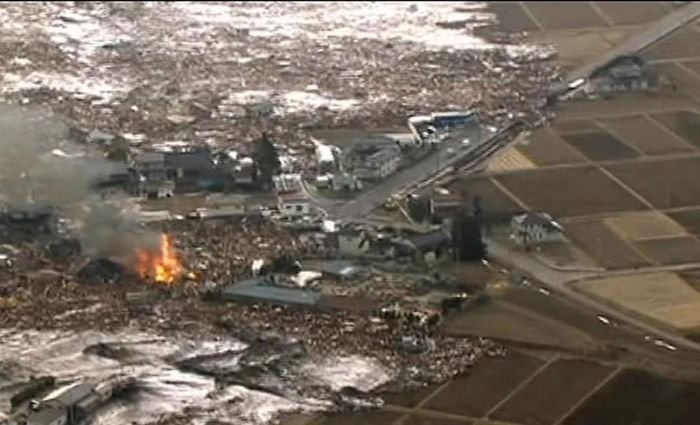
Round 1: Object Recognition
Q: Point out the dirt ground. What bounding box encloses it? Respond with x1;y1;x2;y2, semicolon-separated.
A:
593;2;670;26
668;208;700;237
523;2;608;30
604;156;700;209
635;236;700;265
486;146;538;174
604;211;687;241
422;352;545;417
576;272;700;331
552;119;600;134
517;127;586;165
491;359;614;425
315;410;402;425
642;27;700;60
561;130;640;161
402;416;467;425
564;369;700;425
650;62;700;100
446;176;524;221
495;166;646;217
556;97;695;121
563;219;651;269
442;300;597;351
486;2;540;32
530;31;612;71
596;115;695;155
679;58;700;77
650;110;700;148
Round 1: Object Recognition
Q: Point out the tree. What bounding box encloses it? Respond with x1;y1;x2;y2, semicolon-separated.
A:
105;136;131;162
451;210;486;261
253;132;280;188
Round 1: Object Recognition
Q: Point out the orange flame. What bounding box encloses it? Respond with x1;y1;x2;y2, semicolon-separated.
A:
136;234;183;284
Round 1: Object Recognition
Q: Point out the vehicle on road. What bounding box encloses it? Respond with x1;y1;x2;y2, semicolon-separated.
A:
597;314;614;326
644;335;677;351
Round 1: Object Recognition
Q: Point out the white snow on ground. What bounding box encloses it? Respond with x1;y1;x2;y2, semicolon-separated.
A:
2;72;126;102
218;90;361;116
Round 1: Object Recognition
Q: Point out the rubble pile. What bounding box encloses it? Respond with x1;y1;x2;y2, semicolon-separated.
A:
0;2;559;174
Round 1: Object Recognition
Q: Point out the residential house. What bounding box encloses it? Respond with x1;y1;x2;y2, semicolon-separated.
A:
163;147;217;192
511;212;564;247
134;152;167;182
404;229;452;263
274;173;304;193
344;139;401;182
277;190;312;217
331;173;362;192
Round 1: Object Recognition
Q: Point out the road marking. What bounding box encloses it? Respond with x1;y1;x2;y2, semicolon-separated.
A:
553;365;622;425
484;354;560;418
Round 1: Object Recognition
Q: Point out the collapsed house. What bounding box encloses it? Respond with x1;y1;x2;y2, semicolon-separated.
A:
510;212;564;247
584;55;658;96
408;110;479;144
342;137;401;182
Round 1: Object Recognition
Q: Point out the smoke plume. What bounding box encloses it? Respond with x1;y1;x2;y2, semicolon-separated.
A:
0;104;157;259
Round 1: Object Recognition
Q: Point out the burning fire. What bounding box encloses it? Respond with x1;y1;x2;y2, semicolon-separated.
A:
136;234;183;284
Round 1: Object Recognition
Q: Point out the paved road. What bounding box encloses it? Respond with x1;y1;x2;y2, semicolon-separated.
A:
486;237;700;354
325;126;484;220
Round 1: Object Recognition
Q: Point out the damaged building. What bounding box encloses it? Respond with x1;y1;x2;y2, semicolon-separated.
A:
584;55;658;96
342;137;401;182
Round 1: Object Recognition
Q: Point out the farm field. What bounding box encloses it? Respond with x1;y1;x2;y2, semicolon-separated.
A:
552;119;600;134
668;208;700;237
447;176;524;220
517;127;586;165
641;27;700;60
635;236;700;265
650;110;700;148
491;359;614;425
422;352;545;417
575;272;700;331
563;219;651;269
604;211;688;241
561;130;639;161
495;166;646;217
442;300;596;351
563;369;700;425
596;115;695;155
604;157;700;209
522;2;608;30
486;2;539;32
593;1;670;26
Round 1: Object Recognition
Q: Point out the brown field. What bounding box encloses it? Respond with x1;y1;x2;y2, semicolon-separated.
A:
635;236;700;265
523;2;608;30
680;59;700;78
604;211;687;241
423;352;545;417
596;115;694;155
487;146;537;174
496;166;646;217
678;269;700;293
487;2;539;32
564;219;651;269
316;410;402;425
562;131;640;161
518;127;586;166
650;62;700;99
447;177;524;220
668;208;700;236
564;369;700;425
650;110;700;148
552;119;600;134
403;415;468;425
642;28;700;60
576;272;700;330
491;359;614;425
442;300;596;350
593;2;669;26
383;384;443;408
604;157;700;209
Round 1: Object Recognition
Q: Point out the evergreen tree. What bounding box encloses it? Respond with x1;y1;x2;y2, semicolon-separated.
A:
253;132;281;187
451;210;486;261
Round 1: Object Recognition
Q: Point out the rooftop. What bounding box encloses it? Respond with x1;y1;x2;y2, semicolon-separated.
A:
222;278;322;307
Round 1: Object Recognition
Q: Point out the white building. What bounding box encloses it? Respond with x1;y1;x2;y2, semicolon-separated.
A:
277;191;312;217
511;212;564;247
273;173;303;194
